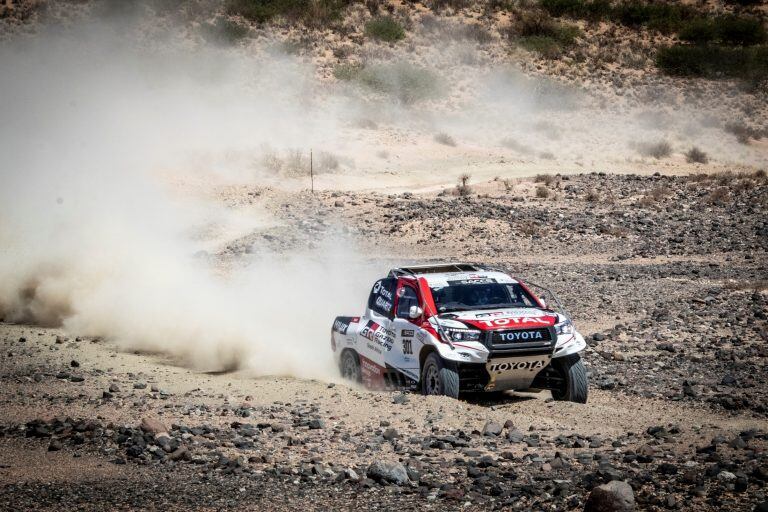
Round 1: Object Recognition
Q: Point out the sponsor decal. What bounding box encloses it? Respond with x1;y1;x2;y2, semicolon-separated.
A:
448;278;496;285
360;320;394;351
333;319;351;335
497;330;544;342
477;317;549;327
402;339;413;355
361;358;382;376
366;342;382;355
416;330;427;342
401;329;414;337
489;360;546;372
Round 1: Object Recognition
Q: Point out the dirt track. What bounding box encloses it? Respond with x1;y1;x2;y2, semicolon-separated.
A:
2;172;767;511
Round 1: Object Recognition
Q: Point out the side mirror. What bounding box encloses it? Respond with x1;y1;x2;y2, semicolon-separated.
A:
408;305;423;319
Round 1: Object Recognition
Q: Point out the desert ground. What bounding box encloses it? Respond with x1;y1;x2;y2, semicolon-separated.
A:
1;0;767;511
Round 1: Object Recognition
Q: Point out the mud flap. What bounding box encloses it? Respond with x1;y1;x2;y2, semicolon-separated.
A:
484;354;552;391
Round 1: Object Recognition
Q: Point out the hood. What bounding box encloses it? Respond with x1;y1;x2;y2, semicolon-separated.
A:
438;308;559;331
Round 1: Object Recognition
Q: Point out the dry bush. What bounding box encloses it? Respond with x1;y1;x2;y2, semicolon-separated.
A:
519;223;538;236
602;225;630;237
534;174;556;186
535;185;551;198
638;140;673;159
585;189;600;202
456;173;472;196
434;132;457;146
706;186;730;205
502;179;514;192
686;147;709;164
318;151;340;172
725;122;763;144
637;185;672;206
500;138;534;155
724;279;768;292
284;149;308;176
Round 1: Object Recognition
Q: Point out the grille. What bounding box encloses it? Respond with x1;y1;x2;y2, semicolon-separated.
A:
490;328;552;345
486;327;556;357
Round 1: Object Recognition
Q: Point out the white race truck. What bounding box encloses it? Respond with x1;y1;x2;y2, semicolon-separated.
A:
331;263;588;402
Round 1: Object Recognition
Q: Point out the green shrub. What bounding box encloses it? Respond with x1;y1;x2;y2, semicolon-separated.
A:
520;36;563;58
725;0;762;5
347;62;439;104
333;62;364;80
657;44;768;83
513;10;581;56
680;16;766;46
613;2;695;34
365;16;406;42
201;17;252;44
539;0;612;21
226;0;355;26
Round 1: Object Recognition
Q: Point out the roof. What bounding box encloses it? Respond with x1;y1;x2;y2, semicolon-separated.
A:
389;263;517;287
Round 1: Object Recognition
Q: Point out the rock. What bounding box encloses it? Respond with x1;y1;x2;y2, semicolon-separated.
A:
382;428;399;441
482;421;503;436
344;468;360;482
754;502;768;512
717;471;736;482
308;419;325;430
656;343;675;352
392;393;409;405
109;383;120;392
592;333;606;342
508;429;524;443
584;480;635;512
133;382;147;390
367;460;410;485
48;439;63;451
140;417;168;436
168;446;190;462
70;360;80;367
69;375;85;383
334;200;344;207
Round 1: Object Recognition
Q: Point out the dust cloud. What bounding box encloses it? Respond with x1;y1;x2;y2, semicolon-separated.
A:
0;20;378;379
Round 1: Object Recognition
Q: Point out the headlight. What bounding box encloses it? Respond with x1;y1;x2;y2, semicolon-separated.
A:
555;320;574;335
442;328;482;343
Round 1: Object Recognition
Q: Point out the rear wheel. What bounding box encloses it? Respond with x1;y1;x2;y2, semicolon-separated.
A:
340;350;361;383
550;354;588;403
421;352;460;398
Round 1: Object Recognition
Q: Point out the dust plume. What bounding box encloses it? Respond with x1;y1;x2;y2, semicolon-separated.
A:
0;19;378;379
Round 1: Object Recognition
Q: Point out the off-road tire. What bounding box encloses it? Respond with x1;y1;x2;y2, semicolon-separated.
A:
421;352;460;398
340;350;361;383
551;354;588;403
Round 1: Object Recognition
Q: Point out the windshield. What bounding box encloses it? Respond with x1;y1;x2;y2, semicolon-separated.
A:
430;281;538;313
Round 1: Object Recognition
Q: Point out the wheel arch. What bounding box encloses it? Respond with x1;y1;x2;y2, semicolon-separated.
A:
419;345;437;380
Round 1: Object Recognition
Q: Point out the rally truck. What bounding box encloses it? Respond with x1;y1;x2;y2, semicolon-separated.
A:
330;263;588;402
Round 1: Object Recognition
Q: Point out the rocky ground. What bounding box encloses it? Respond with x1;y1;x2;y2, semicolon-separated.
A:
2;171;767;511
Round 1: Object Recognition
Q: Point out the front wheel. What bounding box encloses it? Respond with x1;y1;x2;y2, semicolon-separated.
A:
550;354;588;403
421;352;460;398
340;350;361;383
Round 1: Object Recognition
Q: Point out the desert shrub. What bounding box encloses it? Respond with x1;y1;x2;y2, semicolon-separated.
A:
679;16;766;46
602;225;630;237
333;62;363;80
427;0;471;11
456;173;472;196
511;10;581;57
460;23;494;44
434;132;457;146
657;45;768;83
318;151;340;172
706;186;729;205
365;16;406;42
201;17;252;44
539;0;612;22
725;122;762;144
585;189;600;202
725;0;762;5
535;185;551;198
226;0;356;25
638;140;672;159
613;2;695;34
685;147;709;164
534;174;556;185
354;62;439;104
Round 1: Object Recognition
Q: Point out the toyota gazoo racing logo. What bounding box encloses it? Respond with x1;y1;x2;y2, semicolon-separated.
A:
489;360;546;372
497;330;543;341
360;320;394;351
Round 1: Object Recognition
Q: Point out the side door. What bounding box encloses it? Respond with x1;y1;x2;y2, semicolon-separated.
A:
357;277;397;388
390;279;424;383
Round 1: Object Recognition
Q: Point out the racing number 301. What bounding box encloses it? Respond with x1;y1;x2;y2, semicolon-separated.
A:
402;339;413;355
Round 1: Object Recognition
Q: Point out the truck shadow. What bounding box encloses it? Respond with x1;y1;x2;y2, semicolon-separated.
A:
462;391;543;407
